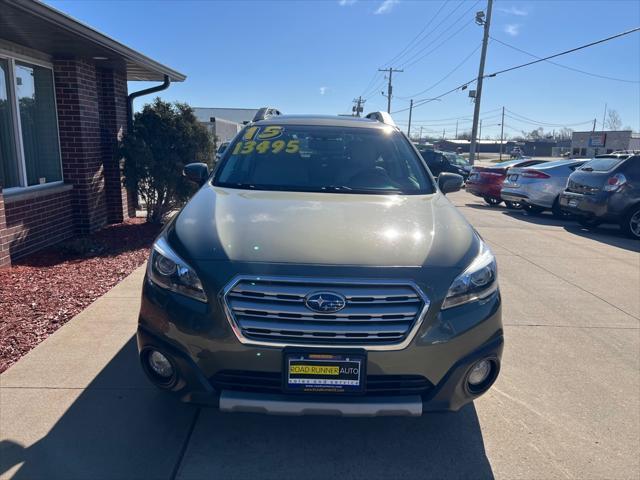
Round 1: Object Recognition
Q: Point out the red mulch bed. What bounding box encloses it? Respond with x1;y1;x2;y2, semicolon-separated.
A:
0;218;162;373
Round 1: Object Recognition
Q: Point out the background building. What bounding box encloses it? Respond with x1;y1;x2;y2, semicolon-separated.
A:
571;130;640;157
0;0;184;267
193;107;258;145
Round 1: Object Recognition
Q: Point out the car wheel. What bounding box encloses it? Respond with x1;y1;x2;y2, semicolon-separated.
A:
524;204;544;214
504;201;522;209
551;198;569;218
621;205;640;240
578;217;602;229
484;197;502;207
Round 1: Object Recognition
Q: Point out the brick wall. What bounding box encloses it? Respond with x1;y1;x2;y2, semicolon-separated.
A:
54;58;108;235
0;58;134;266
2;186;74;261
0;187;10;268
98;68;135;223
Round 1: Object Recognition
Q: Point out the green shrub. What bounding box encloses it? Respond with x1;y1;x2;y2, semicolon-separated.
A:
122;98;213;223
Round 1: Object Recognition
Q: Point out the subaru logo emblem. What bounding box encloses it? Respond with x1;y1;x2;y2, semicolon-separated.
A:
304;291;347;313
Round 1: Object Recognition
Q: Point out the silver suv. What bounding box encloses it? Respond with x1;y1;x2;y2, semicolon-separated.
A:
137;111;503;416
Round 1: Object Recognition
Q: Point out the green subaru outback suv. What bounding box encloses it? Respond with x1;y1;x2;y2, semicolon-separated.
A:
137;110;503;416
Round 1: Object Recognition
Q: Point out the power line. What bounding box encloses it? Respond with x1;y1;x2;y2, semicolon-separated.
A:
399;0;482;69
486;27;640;78
392;77;477;114
382;0;452;67
504;109;594;127
397;43;482;99
490;36;640;84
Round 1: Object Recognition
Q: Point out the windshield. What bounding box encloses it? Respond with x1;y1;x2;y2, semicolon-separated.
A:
581;156;625;172
443;152;469;166
215;124;434;194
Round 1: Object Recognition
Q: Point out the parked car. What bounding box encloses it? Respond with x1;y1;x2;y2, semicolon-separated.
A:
137;110;503;416
466;158;548;208
501;159;588;216
509;147;523;159
420;149;470;179
559;154;640;239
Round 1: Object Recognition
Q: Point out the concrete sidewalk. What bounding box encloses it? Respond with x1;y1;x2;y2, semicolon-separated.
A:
1;191;639;479
0;266;199;479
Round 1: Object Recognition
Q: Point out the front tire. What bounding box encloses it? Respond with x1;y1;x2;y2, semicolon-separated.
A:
621;205;640;239
484;197;502;207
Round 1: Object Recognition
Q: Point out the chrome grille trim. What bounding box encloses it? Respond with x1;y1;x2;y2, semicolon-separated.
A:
220;276;430;351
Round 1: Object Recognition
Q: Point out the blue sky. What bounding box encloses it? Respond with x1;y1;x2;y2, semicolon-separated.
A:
47;0;640;138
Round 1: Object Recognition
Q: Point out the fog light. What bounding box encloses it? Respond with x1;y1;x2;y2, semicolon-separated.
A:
468;359;492;386
148;350;173;378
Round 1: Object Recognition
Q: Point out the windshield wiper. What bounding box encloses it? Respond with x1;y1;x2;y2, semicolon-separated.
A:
321;185;353;191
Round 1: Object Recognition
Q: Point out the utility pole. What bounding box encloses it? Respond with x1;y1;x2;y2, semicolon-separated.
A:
499;106;505;160
407;99;414;136
478;119;483;157
455;120;459;140
592;118;597;132
352;96;365;117
378;67;403;113
601;102;607;130
419;126;423;142
442;129;446;140
468;0;493;165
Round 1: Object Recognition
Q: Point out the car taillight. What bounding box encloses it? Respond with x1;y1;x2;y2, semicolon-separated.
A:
603;173;627;192
521;170;550;179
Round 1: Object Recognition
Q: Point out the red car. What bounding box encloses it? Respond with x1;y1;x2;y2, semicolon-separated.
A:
466;158;548;207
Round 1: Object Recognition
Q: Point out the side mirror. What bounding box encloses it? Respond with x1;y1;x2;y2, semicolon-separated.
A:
183;162;210;186
438;172;464;195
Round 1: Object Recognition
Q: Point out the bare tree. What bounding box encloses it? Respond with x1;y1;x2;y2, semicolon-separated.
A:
605;109;622;130
557;127;573;141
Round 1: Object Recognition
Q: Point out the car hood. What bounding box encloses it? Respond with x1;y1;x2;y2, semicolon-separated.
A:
168;185;478;268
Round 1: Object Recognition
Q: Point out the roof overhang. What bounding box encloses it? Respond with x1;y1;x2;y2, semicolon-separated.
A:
0;0;186;82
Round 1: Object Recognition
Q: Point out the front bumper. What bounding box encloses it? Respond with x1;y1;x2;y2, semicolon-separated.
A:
137;274;503;415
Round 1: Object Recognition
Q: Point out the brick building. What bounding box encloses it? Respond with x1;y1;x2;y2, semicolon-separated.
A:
0;0;185;267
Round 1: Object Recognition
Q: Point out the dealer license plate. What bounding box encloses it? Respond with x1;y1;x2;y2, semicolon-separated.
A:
284;352;365;394
569;199;578;207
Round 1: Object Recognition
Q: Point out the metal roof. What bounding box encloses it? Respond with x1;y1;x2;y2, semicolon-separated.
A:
0;0;186;82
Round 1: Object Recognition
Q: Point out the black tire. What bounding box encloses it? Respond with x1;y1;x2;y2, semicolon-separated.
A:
524;204;544;215
551;198;569;219
621;205;640;240
578;217;602;229
504;201;522;210
484;197;502;207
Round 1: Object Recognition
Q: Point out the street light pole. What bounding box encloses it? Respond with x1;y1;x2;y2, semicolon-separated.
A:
407;99;413;137
469;0;493;165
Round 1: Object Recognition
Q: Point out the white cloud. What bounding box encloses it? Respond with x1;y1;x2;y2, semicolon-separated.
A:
498;6;528;16
319;86;328;95
338;0;356;5
374;0;398;15
504;24;521;36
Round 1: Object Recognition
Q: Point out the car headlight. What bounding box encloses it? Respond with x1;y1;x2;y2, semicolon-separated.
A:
442;242;498;309
148;237;207;302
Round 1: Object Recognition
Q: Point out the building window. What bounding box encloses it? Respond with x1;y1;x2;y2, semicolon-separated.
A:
0;54;62;189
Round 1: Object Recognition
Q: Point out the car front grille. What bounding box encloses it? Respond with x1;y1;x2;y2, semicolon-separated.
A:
211;370;433;396
567;180;600;195
222;276;428;347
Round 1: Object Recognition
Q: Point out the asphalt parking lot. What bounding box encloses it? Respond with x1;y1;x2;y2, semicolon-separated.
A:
1;189;638;479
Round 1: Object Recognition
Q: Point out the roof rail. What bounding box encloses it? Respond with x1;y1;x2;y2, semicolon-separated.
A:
252;107;281;123
365;111;397;127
